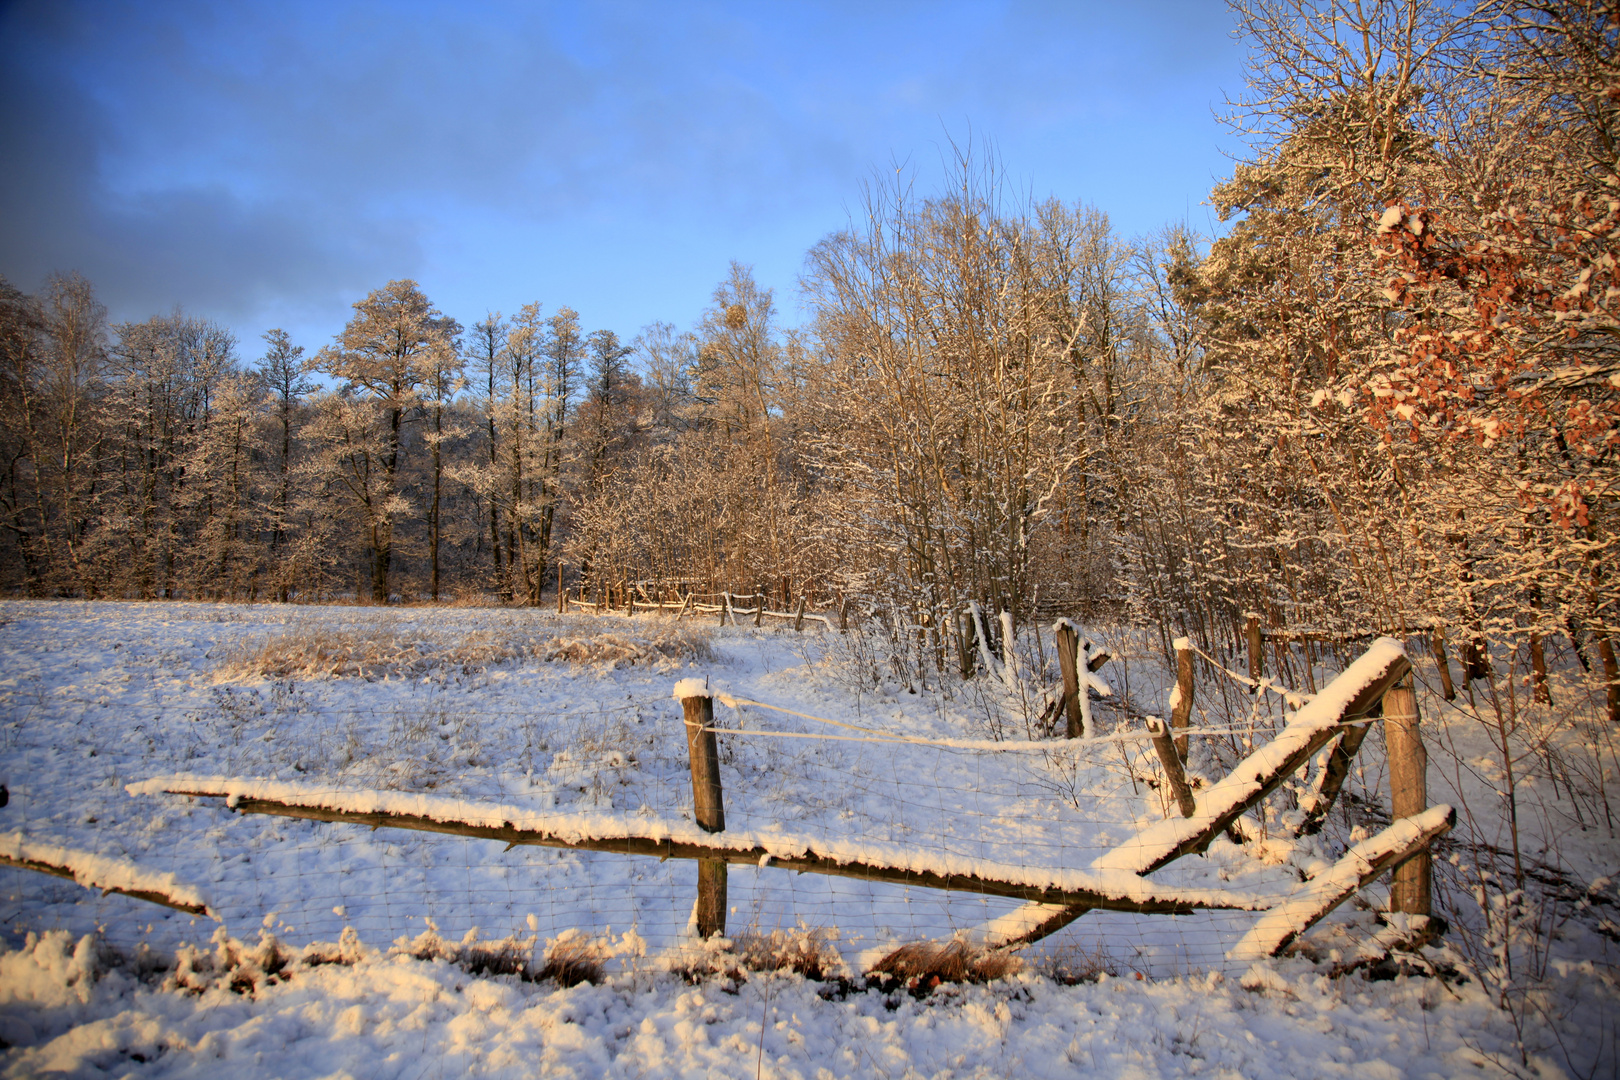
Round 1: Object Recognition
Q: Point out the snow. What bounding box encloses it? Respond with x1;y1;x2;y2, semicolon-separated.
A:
1227;806;1455;961
126;774;1256;912
0;833;216;920
671;677;710;701
0;603;1613;1077
1093;637;1407;875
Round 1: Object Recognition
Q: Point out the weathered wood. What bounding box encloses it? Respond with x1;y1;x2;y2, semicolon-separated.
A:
1384;671;1430;916
1246;614;1264;688
682;690;726;937
1170;638;1194;761
1055;623;1083;740
0;853;211;917
1145;717;1197;818
682;694;725;835
556;562;565;614
754;590;764;628
678;592;692;619
1231;806;1456;960
794;595;806;632
982;644;1414;949
1141;650;1410;875
1430;627;1456;701
1298;706;1375;836
187;796;1236;914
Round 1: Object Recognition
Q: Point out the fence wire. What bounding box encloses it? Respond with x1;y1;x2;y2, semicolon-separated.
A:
0;601;1407;984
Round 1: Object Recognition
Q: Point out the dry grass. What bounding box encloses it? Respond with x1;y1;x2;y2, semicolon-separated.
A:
733;926;847;981
217;618;713;680
535;935;604;987
543;623;714;670
218;627;544;680
394;924;538;980
1036;940;1117;985
867;939;1022;990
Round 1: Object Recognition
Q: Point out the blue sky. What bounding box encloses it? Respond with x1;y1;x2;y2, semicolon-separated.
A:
0;0;1251;362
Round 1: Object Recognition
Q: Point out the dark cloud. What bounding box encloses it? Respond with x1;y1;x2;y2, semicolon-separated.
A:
0;0;1246;349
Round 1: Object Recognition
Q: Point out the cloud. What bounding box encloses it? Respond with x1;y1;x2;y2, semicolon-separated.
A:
0;0;1245;347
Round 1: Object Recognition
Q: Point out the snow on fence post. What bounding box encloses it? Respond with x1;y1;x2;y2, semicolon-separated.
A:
675;679;727;938
1145;717;1197;818
754;589;764;628
1245;614;1264;689
1383;670;1431;916
1054;620;1084;739
1170;637;1195;761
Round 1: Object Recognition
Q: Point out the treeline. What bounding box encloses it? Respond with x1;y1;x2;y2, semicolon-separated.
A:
0;1;1614;716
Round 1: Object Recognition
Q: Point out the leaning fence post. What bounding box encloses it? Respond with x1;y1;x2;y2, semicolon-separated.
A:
794;595;806;632
1055;620;1083;739
1384;670;1431;916
1146;716;1197;818
1170;637;1195;761
676;680;726;938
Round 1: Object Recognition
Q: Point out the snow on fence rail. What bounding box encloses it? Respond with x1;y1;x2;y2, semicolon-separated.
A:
0;832;217;919
95;636;1448;966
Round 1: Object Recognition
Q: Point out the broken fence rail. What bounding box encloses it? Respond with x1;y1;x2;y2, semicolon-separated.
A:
125;778;1260;916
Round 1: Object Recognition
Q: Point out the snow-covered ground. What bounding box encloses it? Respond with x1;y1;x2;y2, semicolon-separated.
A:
0;599;1614;1077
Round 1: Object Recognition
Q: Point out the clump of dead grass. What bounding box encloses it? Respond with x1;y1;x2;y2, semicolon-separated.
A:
219;627;547;681
219;619;713;680
393;924;538;980
535;934;605;987
1036;940;1117;985
867;939;1022;992
733;926;848;981
543;623;714;670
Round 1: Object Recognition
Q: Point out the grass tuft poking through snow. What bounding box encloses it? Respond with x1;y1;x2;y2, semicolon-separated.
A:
867;938;1022;991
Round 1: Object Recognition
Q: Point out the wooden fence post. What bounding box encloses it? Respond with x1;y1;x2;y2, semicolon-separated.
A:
678;682;726;938
1170;637;1195;761
755;589;764;628
556;562;566;615
1430;627;1456;701
794;595;806;632
1246;613;1264;688
1055;621;1083;739
1384;670;1431;916
1146;717;1197;818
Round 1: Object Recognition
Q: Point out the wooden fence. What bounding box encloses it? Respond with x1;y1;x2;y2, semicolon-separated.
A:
11;634;1449;970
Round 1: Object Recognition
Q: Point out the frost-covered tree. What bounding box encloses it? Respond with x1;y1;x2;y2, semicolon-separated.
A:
313;280;459;603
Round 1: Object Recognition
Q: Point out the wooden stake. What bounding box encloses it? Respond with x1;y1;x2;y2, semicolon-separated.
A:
755;589;764;628
1055;621;1083;739
1246;614;1264;688
794;595;806;632
1146;717;1197;818
1383;671;1430;916
556;562;565;615
681;689;727;938
1170;637;1194;761
1430;627;1456;701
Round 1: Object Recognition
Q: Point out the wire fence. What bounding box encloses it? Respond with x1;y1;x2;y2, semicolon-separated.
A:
0;604;1430;985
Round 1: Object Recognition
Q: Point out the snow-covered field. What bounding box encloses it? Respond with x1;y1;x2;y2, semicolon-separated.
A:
0;599;1614;1078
